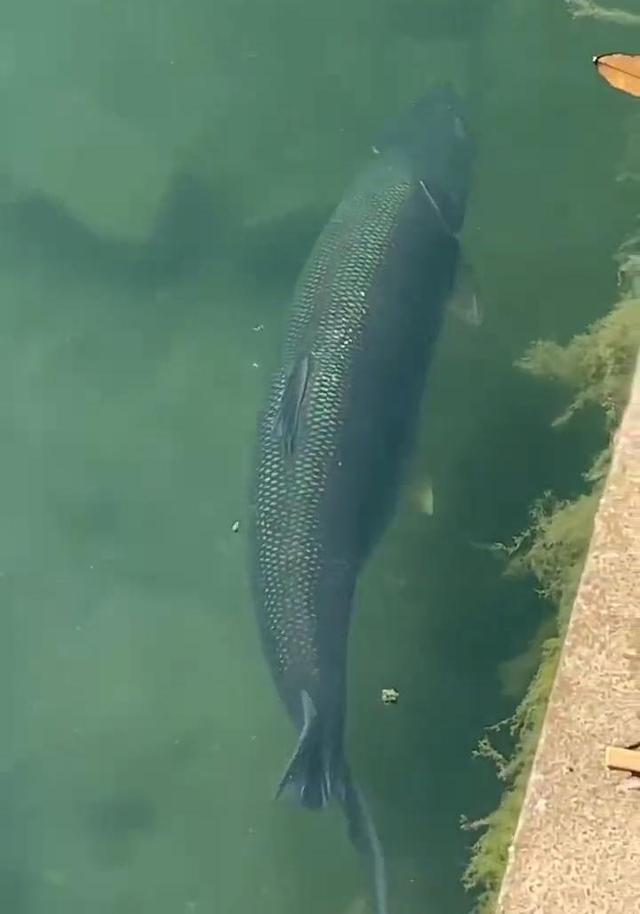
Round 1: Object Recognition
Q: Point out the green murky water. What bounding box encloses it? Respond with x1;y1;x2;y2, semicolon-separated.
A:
2;2;638;912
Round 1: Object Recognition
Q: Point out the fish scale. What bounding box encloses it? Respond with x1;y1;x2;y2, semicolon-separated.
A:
255;171;412;684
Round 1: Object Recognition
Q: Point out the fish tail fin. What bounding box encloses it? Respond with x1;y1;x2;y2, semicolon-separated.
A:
339;767;389;914
276;693;389;912
276;690;335;809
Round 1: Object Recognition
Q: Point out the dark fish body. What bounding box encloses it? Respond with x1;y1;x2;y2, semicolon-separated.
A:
249;86;473;913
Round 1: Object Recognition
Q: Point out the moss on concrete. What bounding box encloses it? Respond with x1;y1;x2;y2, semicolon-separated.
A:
462;256;640;913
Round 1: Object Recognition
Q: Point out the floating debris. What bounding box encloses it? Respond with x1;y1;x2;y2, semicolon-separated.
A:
381;688;399;705
594;52;640;98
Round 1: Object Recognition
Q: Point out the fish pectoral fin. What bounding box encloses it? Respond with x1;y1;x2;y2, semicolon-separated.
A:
274;353;313;457
449;257;483;327
276;690;333;809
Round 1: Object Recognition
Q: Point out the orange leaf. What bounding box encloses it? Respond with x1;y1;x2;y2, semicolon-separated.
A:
593;53;640;98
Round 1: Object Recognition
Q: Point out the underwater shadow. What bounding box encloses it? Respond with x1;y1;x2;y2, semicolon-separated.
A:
0;173;238;290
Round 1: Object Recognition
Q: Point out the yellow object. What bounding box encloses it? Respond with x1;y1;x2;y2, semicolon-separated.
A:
605;745;640;774
594;53;640;98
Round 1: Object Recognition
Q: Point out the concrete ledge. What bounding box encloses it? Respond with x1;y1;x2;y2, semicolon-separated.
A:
497;349;640;913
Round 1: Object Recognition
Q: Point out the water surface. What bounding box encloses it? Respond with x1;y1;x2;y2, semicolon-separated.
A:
1;1;638;912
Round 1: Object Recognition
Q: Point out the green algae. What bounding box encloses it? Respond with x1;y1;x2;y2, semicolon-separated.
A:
517;295;640;435
566;0;640;27
462;251;640;913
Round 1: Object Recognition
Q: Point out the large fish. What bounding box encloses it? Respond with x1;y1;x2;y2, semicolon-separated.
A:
249;85;474;913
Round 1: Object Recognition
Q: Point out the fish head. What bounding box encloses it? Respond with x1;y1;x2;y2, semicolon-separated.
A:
379;84;474;234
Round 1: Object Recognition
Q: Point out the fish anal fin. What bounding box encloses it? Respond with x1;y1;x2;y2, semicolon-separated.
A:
418;475;434;516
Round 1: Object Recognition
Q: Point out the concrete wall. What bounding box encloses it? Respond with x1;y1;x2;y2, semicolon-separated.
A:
497;349;640;912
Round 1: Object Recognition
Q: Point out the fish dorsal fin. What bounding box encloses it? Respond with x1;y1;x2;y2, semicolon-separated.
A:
274;353;313;458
